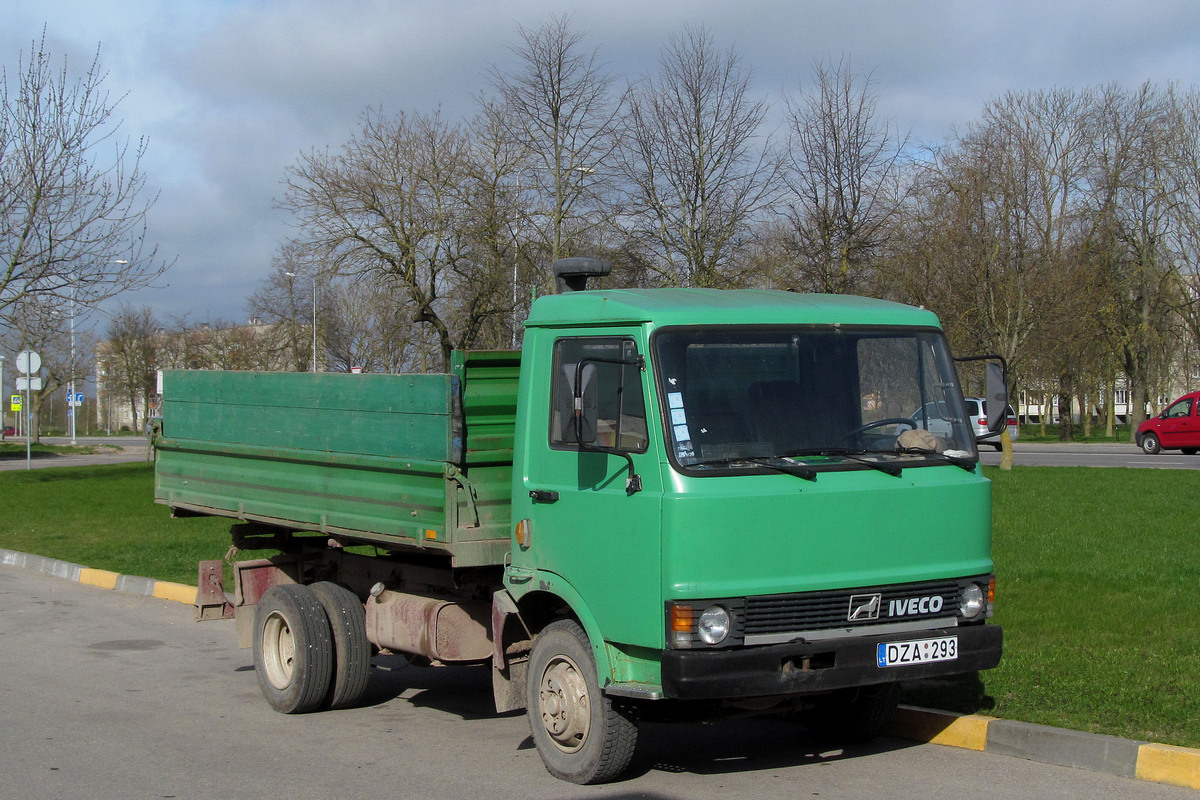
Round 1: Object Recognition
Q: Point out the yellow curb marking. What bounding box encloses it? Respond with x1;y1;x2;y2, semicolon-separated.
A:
152;581;198;604
78;568;119;590
1137;744;1200;791
889;706;993;751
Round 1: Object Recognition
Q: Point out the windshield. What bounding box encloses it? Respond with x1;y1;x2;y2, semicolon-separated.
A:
653;326;977;474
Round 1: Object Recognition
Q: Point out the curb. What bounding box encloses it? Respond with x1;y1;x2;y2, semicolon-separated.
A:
3;547;1198;791
1;548;197;606
888;707;1200;792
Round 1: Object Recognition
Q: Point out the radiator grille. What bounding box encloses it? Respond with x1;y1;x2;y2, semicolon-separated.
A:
744;578;963;636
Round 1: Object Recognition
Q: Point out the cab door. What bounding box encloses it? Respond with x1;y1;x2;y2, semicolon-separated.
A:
514;333;664;651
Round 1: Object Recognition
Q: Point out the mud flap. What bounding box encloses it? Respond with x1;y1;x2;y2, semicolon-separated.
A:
491;590;531;713
194;560;234;621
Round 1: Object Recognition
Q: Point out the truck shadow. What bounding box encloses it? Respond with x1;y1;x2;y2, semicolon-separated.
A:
360;655;929;780
362;655;508;720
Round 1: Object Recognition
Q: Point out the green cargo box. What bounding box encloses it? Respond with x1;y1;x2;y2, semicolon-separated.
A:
153;351;519;567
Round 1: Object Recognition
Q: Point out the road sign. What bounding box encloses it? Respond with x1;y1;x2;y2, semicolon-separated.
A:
9;395;19;411
69;392;84;407
16;350;41;374
16;377;42;391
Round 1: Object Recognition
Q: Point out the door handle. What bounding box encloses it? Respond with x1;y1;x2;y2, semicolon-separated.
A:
529;489;559;504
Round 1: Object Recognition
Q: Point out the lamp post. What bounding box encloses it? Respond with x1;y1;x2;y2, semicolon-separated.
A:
284;270;318;372
69;260;127;444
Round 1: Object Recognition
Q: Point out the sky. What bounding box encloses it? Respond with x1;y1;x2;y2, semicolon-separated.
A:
8;0;1200;331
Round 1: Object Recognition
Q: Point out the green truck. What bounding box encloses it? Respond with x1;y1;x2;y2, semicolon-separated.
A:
152;258;1006;784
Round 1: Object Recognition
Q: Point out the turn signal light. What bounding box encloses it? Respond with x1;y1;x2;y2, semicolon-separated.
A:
670;604;694;632
514;519;532;549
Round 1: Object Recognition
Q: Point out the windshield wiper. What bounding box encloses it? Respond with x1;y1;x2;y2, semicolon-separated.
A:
777;447;903;478
685;455;817;481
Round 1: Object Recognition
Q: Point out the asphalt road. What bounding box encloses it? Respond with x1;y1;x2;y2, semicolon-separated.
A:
1;565;1194;800
978;442;1200;469
2;436;1188;472
0;435;149;470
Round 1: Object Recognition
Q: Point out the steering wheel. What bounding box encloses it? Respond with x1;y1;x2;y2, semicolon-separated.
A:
838;418;916;441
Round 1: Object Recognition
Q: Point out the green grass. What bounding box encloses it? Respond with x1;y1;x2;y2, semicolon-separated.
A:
902;465;1200;748
2;461;1198;747
1015;423;1135;443
0;463;231;585
0;442;124;458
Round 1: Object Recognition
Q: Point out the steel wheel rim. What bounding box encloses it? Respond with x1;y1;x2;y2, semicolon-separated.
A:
261;612;296;690
537;654;591;753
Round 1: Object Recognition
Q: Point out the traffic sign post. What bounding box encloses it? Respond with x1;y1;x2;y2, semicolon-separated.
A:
16;349;40;470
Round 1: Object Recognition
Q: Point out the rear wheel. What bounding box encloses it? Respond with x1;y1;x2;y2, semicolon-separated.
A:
254;584;333;714
1141;433;1161;455
527;620;638;784
804;682;901;744
309;581;371;709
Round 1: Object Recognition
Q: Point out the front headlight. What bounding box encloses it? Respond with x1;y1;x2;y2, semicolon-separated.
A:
697;606;731;645
960;583;985;619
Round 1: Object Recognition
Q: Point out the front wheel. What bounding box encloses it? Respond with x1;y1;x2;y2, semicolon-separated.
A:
253;584;334;714
1141;433;1161;455
527;620;638;784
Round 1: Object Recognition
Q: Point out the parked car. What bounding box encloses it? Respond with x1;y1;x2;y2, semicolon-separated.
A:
963;397;1018;451
1135;390;1200;455
908;397;1017;450
1;425;14;439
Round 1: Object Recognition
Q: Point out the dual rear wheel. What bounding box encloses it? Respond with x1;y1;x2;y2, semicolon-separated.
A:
253;582;371;714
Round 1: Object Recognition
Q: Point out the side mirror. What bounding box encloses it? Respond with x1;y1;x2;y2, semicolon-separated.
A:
955;354;1010;437
984;362;1009;434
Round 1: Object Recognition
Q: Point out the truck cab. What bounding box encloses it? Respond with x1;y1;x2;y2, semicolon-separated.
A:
503;287;1001;782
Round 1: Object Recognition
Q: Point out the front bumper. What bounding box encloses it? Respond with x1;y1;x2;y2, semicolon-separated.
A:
661;623;1002;700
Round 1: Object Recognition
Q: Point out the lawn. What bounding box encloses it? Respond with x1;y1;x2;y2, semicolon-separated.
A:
0;463;231;585
1;461;1197;748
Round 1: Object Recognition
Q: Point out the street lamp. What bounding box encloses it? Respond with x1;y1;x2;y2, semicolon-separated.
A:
69;260;127;444
284;271;319;372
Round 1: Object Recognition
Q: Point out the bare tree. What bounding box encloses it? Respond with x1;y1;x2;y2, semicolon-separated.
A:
0;296;95;440
487;14;622;276
616;26;776;288
1087;83;1182;436
0;32;169;324
780;57;908;294
103;303;159;433
281;109;514;371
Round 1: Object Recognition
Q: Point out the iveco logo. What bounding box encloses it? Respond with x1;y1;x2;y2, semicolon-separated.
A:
889;595;945;616
848;593;881;621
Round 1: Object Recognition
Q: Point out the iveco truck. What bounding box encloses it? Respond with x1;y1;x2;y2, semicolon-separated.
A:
152;258;1006;784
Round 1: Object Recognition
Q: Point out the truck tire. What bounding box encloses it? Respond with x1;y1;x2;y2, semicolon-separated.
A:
527;620;638;784
310;581;371;709
253;584;333;714
804;682;901;744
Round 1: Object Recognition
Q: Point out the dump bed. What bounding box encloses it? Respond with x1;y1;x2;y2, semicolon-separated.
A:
153;350;519;567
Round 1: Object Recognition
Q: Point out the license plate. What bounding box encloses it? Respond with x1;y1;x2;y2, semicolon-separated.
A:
876;636;958;667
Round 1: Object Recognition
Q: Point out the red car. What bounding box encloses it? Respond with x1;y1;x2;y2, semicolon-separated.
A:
1136;391;1200;454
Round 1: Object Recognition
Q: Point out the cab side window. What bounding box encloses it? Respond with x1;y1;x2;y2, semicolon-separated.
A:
549;337;648;452
1166;399;1193;418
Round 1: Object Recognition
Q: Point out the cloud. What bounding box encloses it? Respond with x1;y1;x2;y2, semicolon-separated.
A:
9;0;1200;326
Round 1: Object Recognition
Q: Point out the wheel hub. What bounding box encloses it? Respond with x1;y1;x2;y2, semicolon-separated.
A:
538;655;590;752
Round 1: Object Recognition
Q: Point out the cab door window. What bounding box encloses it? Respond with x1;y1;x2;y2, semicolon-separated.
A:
549;337;648;452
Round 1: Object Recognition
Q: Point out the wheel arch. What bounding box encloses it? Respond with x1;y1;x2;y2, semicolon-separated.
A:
491;573;615;712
